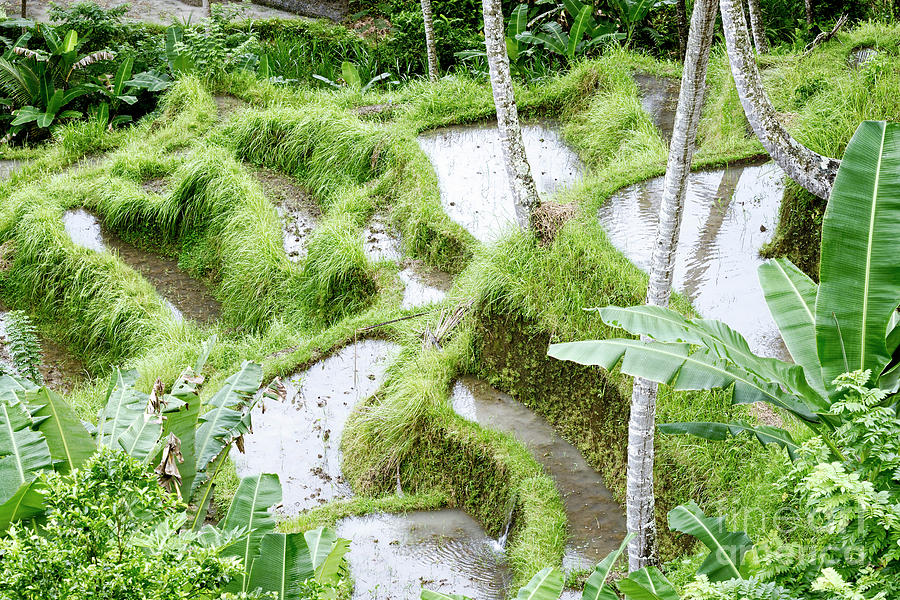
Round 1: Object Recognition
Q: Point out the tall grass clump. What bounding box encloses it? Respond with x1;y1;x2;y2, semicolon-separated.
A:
299;213;376;324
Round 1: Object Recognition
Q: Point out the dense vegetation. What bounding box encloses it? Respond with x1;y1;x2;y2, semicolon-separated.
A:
1;1;898;599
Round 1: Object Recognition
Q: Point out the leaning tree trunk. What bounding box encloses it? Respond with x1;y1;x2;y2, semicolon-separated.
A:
746;0;770;53
482;0;541;230
676;0;689;59
420;0;440;82
805;0;813;25
626;0;719;572
720;0;840;199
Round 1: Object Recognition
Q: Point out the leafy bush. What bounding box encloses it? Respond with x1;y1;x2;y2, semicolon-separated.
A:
47;1;129;49
0;448;247;600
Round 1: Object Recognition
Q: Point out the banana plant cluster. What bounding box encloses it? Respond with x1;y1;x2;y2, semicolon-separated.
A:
423;502;753;600
0;337;284;531
549;120;900;462
512;0;622;64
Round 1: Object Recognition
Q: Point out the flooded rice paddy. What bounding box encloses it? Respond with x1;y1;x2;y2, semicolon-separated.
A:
597;162;788;359
336;510;511;600
451;376;625;569
233;340;400;512
417;123;584;243
634;73;680;142
254;168;321;262
62;208;221;323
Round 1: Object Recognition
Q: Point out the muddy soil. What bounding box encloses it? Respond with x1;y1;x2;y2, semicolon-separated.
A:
336;510;511;600
10;0;298;24
254;168;320;262
598;162;789;360
62;208;221;323
232;340;400;513
417;122;585;243
452;376;625;569
0;308;86;394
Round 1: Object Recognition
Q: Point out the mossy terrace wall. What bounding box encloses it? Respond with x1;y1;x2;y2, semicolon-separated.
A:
2;20;900;590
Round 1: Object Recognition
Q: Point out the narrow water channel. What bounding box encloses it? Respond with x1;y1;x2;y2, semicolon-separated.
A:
597;162;788;359
452;376;625;569
336;510;511;600
417;123;584;243
62;208;221;323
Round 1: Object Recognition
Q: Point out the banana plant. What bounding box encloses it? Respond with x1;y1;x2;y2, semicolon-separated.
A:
549;121;900;460
220;473;350;598
423;503;751;600
516;0;621;63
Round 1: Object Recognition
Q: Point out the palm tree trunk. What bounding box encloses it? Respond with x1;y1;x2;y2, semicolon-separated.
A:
719;0;840;199
627;0;719;572
21;0;26;18
420;0;440;82
481;0;541;230
746;0;769;53
676;0;688;58
203;0;211;17
805;0;814;25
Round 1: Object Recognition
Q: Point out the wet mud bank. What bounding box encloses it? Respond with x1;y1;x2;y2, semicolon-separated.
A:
597;162;788;359
0;307;86;393
336;510;511;600
452;376;625;568
62;209;221;323
417;122;584;243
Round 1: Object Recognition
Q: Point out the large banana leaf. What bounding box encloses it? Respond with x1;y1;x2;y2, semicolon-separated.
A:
816;121;900;393
26;387;95;472
548;339;818;421
96;368;146;449
0;374;35;403
567;5;594;60
305;526;338;570
596;305;823;409
583;533;632;600
117;412;163;463
314;536;350;584
658;422;799;460
617;567;679;600
667;502;752;582
758;259;825;395
516;567;564;600
222;473;282;593
0;479;45;531
246;532;315;598
0;398;53;504
193;361;262;494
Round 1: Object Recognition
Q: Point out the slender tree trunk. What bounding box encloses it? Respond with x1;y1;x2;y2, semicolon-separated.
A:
719;0;840;199
420;0;440;82
676;0;688;59
746;0;769;53
627;0;719;572
482;0;541;230
805;0;814;25
21;0;26;18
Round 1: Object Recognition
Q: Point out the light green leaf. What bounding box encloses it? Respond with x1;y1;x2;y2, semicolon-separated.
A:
0;398;52;504
96;368;146;449
26;387;95;472
117;412;163;463
222;473;282;592
583;532;633;600
422;592;472;600
567;5;594;60
247;532;315;598
516;567;564;600
617;567;678;600
758;259;825;395
816;121;900;393
315;537;350;584
305;526;337;570
0;479;46;531
658;422;799;460
667;501;752;582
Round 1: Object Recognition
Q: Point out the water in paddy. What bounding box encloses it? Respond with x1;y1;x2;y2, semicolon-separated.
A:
597;162;789;359
451;376;625;569
417;123;584;243
634;73;680;142
362;212;452;308
254;168;320;262
1;159;23;180
62;209;221;323
232;340;401;512
336;510;511;600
